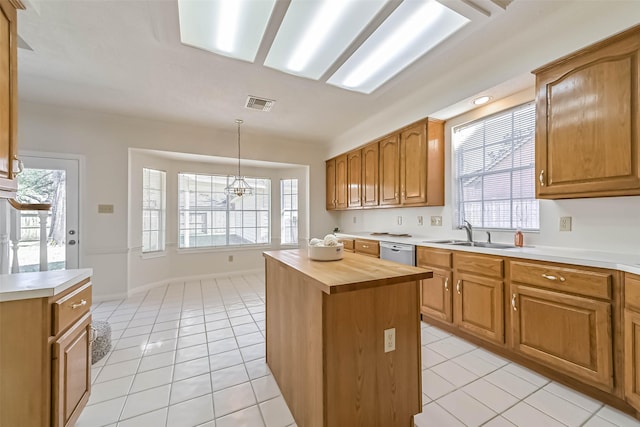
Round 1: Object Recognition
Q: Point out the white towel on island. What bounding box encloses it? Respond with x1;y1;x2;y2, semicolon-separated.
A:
323;234;339;247
309;238;323;246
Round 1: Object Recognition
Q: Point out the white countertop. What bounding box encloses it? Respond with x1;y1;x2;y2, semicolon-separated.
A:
337;232;640;275
0;268;93;302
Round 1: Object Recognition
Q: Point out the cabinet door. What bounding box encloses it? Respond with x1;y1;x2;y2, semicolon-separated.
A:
0;0;18;191
52;313;92;427
625;309;640;411
420;267;452;323
379;135;400;206
511;285;613;391
347;149;362;208
335;154;348;209
326;159;336;210
362;141;378;207
453;272;504;344
400;122;427;206
535;31;640;198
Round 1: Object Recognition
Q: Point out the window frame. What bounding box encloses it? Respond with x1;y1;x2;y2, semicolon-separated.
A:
177;173;271;249
280;178;298;246
452;101;539;231
142;167;167;253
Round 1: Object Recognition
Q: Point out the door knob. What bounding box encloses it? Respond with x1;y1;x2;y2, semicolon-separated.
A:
68;240;77;246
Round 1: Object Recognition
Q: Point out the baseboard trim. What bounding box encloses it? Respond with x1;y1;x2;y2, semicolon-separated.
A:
93;291;128;303
127;268;264;297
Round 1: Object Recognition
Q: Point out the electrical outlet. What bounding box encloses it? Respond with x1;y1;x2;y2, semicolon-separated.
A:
397;216;402;225
228;255;234;262
417;216;423;226
384;328;396;353
430;216;442;226
353;216;357;224
559;216;572;231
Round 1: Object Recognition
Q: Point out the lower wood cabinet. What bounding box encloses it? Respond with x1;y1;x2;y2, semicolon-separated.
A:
511;284;613;391
0;276;92;427
420;267;452;323
625;273;640;411
354;239;379;257
454;271;504;344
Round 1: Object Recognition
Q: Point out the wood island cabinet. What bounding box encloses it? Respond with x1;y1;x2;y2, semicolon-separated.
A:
0;276;93;427
510;261;614;392
534;24;640;199
625;273;640;411
0;0;23;197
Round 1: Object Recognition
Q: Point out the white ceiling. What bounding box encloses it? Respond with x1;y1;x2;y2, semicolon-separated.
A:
16;0;640;147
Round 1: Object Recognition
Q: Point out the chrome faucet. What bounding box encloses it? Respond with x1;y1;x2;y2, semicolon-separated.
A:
460;220;473;243
486;231;492;243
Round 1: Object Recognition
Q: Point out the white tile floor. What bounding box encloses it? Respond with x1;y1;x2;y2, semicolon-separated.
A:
81;273;640;427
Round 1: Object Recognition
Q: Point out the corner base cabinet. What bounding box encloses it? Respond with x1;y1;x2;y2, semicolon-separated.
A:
0;275;93;427
625;273;640;411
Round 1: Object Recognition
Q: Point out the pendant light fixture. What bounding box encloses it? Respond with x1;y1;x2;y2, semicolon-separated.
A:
224;119;253;197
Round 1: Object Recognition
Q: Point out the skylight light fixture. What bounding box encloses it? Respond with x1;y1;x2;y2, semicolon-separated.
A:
264;0;389;80
328;0;470;94
177;0;276;62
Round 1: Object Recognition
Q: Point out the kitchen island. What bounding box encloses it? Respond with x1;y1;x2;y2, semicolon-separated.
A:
263;249;433;427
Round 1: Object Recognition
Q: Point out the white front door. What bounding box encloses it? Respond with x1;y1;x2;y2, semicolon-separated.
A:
16;155;80;270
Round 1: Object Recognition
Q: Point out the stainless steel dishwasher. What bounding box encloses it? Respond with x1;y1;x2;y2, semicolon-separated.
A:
379;241;416;266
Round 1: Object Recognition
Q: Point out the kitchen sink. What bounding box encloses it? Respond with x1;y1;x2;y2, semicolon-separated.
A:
423;240;517;249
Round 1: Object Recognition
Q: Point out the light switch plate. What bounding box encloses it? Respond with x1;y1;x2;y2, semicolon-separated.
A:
384;328;396;353
417;216;423;226
430;216;442;226
98;204;114;214
397;216;402;225
560;216;572;231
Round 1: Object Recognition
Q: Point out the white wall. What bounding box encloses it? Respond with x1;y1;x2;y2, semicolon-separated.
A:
333;89;640;254
18;101;332;299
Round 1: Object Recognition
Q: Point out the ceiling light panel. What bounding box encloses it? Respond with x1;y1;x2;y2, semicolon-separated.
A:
178;0;276;62
264;0;390;80
328;0;470;94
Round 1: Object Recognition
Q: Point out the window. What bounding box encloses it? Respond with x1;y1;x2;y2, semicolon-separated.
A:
281;179;298;245
453;102;539;230
142;168;166;252
178;173;270;248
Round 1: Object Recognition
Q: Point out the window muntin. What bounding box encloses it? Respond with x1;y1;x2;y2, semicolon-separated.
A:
178;173;270;248
280;179;298;245
453;102;539;230
142;168;166;252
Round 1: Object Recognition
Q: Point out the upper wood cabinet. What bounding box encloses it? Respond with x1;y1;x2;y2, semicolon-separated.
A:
335;154;348;209
379;134;400;206
347;149;362;208
326;117;444;210
400;119;444;206
325;158;336;210
534;25;640;199
0;0;22;197
361;141;378;207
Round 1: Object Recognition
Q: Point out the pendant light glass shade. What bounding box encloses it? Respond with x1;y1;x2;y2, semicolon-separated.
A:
225;119;253;197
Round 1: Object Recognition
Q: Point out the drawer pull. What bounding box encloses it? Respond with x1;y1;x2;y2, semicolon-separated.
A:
542;273;565;282
71;299;87;309
511;294;517;311
362;245;369;248
456;279;461;294
444;277;449;291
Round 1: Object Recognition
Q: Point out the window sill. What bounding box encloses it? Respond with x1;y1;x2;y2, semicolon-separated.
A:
176;244;274;255
141;250;167;259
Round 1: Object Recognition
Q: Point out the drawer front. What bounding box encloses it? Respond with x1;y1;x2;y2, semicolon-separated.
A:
355;239;379;257
53;282;92;336
454;252;503;279
417;247;452;269
511;261;611;300
626;273;640;311
339;239;355;252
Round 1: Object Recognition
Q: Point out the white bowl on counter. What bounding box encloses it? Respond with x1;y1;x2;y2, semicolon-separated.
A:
308;243;344;261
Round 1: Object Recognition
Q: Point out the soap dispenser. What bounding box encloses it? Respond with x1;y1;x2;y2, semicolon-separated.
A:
514;228;524;247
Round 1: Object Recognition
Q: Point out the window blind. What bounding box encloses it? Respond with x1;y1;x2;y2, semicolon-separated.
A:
453;102;539;230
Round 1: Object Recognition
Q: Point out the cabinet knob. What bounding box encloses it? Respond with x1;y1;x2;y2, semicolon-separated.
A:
456;279;461;294
541;273;565;282
539;170;545;186
511;294;517;311
71;299;87;309
444;277;449;291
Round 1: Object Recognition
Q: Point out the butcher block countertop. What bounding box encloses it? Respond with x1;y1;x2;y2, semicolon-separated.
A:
263;249;432;294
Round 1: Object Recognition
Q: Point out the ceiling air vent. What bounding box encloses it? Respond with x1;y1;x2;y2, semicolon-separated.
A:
245;96;275;112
